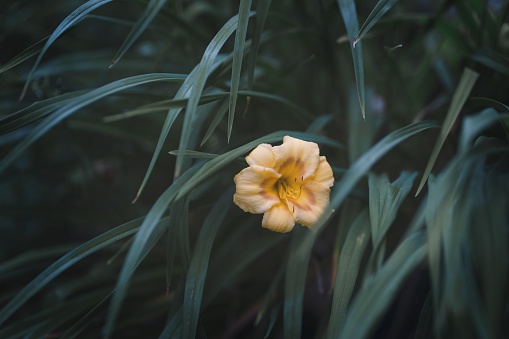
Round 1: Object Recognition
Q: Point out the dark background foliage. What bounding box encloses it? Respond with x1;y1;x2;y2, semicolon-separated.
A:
1;0;508;338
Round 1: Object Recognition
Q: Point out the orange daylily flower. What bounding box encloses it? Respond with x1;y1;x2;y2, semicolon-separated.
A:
233;136;334;233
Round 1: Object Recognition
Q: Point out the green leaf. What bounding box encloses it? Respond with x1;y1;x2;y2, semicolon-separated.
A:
0;36;48;74
182;191;232;339
103;164;200;338
110;0;167;66
306;114;334;134
284;227;309;339
329;120;438;217
469;96;509;112
21;0;113;99
104;89;312;124
104;93;224;123
0;90;85;135
337;0;365;118
459;109;507;153
326;209;371;337
368;172;417;247
228;0;252;142
365;171;417;275
239;90;314;120
330;199;363;292
201;98;229;145
347;87;382;162
0;218;144;326
256;267;284;325
0;290;110;338
415;68;479;196
0;244;74;278
425;146;509;338
471;49;509;76
169;150;221;160
0;73;185;175
160;231;283;338
176;13;254;177
247;0;272;89
134;65;202;201
176;196;191;275
355;0;400;45
338;232;427;339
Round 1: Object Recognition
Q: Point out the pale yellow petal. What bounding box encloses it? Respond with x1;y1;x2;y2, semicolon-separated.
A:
309;156;334;188
290;181;331;227
273;136;320;180
246;143;275;168
262;203;295;233
233;165;281;214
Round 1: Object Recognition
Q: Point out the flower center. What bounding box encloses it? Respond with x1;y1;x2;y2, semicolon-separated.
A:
277;177;303;202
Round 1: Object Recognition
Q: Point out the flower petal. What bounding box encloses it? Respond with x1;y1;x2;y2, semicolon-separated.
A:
262;203;295;233
309;156;334;188
246;143;275;168
233;165;281;214
290;181;331;227
273;136;320;180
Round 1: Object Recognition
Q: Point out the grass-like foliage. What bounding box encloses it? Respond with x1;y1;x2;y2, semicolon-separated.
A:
1;0;508;338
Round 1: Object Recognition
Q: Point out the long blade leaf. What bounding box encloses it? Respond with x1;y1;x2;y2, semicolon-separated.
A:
228;0;252;142
337;0;365;118
110;0;167;67
176;13;254;177
21;0;113;99
415;68;479;195
326;209;371;337
0;218;144;326
355;0;400;45
246;0;272;89
0;73;185;174
182;191;232;339
103;164;200;338
338;232;427;339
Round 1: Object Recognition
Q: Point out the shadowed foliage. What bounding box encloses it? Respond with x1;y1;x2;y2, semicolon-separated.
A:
1;0;508;338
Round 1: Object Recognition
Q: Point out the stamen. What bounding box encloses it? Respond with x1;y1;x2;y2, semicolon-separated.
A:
277;176;304;202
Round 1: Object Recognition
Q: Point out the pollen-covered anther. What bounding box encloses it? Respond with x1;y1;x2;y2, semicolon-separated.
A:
277;176;303;201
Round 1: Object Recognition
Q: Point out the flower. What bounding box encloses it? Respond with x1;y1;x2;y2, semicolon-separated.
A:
233;136;334;233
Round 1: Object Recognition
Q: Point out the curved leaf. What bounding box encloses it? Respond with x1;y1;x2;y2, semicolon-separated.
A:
338;232;427;339
102;164;200;337
326;209;371;337
355;0;400;45
330;120;438;215
415;68;479;195
246;0;272;89
337;0;365;118
228;0;252;142
176;12;254;177
182;191;231;339
21;0;113;99
0;218;143;326
0;73;186;174
0;36;48;74
110;0;167;67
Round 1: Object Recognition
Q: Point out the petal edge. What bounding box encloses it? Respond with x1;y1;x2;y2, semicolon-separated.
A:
233;165;281;214
262;203;295;233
